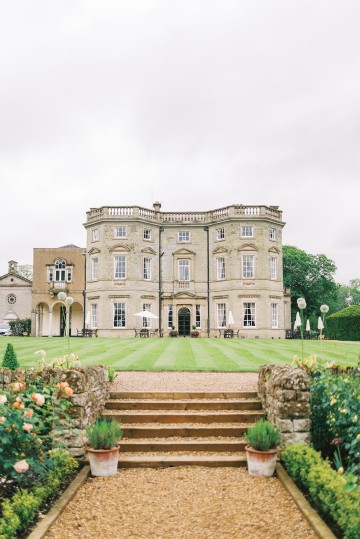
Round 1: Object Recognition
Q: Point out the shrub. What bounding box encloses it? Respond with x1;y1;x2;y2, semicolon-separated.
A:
86;418;122;450
326;305;360;341
2;343;19;370
8;318;31;336
282;444;360;539
244;419;281;451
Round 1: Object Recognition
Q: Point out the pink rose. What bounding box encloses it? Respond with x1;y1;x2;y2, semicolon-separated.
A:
0;416;6;424
13;459;29;473
23;409;34;418
13;382;23;391
23;423;34;432
0;395;7;404
31;393;45;406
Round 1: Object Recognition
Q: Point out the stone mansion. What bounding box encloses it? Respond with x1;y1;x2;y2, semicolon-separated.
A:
83;202;291;338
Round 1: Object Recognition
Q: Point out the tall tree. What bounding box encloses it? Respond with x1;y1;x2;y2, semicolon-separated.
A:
283;245;337;321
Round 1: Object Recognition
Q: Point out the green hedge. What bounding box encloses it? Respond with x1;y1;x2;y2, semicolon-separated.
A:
0;449;79;539
282;444;360;539
326;305;360;341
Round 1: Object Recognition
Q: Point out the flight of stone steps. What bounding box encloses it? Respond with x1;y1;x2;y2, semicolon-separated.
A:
102;391;264;468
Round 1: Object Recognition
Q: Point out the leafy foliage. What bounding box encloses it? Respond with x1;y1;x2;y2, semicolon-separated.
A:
244;419;281;451
2;343;19;370
282;444;360;539
326;305;360;341
9;318;31;336
86;418;122;450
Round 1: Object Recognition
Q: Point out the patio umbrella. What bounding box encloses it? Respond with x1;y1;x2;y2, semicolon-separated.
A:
133;310;158;319
295;311;302;327
306;319;310;332
85;311;91;327
228;311;235;327
318;317;324;330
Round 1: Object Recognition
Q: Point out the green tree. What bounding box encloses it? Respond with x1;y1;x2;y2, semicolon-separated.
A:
17;264;33;280
2;343;20;370
283;245;337;322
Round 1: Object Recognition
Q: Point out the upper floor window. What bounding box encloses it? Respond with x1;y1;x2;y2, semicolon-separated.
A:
178;259;190;281
271;303;279;328
178;231;190;242
113;302;126;328
50;259;73;283
92;229;99;242
243;302;256;327
241;226;254;237
269;228;276;241
143;258;151;280
114;226;127;238
242;255;254;279
217;303;227;328
114;255;126;279
270;257;277;280
7;294;16;305
216;228;225;240
216;257;225;280
143;228;152;241
91;257;99;280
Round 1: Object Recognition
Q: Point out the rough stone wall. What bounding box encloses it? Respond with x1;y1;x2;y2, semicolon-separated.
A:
0;365;108;457
258;364;311;447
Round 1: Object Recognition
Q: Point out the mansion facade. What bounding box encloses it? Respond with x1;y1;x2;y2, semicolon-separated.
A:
84;202;291;338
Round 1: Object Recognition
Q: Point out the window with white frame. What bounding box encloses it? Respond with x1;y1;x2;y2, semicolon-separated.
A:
143;258;151;280
168;305;173;328
178;259;190;281
217;303;227;328
114;255;126;279
142;303;151;328
242;255;254;278
143;228;152;241
216;228;225;240
243;302;256;327
216;257;225;280
270;257;277;280
113;302;126;327
114;226;127;238
55;259;66;281
92;229;99;242
271;303;279;328
178;231;190;242
48;267;53;282
241;226;253;237
91;257;99;280
90;304;98;328
269;228;276;241
196;305;201;328
48;259;73;283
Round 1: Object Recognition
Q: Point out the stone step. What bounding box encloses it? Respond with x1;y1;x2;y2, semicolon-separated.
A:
103;410;263;424
120;438;247;452
117;454;248;468
106;399;262;411
109;391;258;400
121;424;251;438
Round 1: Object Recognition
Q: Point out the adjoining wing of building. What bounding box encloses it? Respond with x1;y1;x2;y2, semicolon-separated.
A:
83;202;291;338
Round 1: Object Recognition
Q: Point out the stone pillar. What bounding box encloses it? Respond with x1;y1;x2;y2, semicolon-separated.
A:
48;310;53;336
258;364;311;447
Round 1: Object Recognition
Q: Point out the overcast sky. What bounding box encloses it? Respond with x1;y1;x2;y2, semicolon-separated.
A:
1;1;359;284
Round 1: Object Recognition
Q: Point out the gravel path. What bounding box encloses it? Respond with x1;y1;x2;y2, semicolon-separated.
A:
110;371;259;393
45;467;316;539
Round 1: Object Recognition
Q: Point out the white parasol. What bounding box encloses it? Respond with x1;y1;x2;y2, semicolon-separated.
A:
228;311;235;326
306;319;310;332
318;317;324;330
133;310;158;319
295;311;302;327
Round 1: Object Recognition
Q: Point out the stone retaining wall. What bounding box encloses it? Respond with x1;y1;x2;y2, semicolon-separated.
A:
258;364;311;447
0;366;109;457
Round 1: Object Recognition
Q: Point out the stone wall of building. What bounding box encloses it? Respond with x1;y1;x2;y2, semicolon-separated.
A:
258;364;311;446
0;365;109;457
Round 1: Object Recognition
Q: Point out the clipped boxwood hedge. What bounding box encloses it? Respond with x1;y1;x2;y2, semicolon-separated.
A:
326;305;360;341
282;444;360;539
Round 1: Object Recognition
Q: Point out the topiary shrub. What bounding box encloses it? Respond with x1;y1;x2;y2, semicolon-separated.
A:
326;305;360;341
2;343;19;370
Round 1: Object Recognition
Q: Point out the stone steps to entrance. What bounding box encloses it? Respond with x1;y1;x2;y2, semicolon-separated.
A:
102;390;262;468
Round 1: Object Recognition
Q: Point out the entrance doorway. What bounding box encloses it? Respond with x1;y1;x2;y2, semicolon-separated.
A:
178;307;190;336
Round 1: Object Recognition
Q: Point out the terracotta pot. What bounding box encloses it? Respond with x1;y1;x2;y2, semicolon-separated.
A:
245;445;280;477
87;446;120;476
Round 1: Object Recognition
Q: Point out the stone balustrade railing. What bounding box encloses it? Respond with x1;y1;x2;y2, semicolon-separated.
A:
258;364;311;447
86;204;283;224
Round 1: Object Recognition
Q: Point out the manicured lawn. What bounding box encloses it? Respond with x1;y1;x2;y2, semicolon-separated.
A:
0;336;359;371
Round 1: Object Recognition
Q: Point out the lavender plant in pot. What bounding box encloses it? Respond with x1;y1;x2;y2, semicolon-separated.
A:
86;418;123;476
244;419;281;477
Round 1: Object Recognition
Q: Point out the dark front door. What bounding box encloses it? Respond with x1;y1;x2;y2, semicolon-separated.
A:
178;307;190;336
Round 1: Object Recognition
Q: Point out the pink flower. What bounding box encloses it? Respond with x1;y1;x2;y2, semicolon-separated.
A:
13;459;29;473
23;409;34;418
31;393;45;406
0;395;7;405
331;437;343;446
13;382;23;391
0;416;6;424
23;423;34;432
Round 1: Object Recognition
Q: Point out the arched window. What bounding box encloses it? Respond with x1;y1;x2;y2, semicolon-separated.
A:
55;259;66;281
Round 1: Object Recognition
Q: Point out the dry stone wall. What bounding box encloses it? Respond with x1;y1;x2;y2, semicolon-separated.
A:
0;365;109;457
258;364;311;447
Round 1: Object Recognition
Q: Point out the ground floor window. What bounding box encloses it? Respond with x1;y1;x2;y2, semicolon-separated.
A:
243;302;256;327
195;305;201;328
168;305;173;328
142;303;151;328
271;303;279;328
217;303;226;328
91;304;97;328
114;302;126;328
